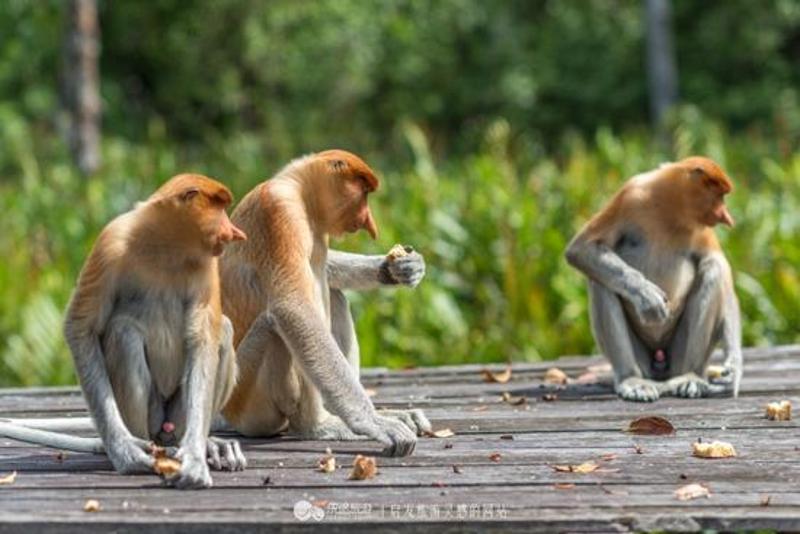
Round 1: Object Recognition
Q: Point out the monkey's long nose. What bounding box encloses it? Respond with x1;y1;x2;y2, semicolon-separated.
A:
363;208;378;240
221;213;248;242
716;205;735;227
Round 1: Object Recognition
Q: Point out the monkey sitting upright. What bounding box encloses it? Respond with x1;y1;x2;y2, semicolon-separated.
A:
0;174;248;488
220;150;431;456
565;157;742;402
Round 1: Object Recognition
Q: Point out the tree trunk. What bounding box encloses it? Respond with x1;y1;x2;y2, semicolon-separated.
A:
64;0;101;175
645;0;678;132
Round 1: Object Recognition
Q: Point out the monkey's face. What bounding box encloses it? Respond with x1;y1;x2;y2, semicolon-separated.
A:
334;174;378;239
685;160;735;228
318;150;380;240
179;185;247;256
700;192;735;228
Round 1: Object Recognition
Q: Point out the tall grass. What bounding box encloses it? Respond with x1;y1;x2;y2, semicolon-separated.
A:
0;107;798;385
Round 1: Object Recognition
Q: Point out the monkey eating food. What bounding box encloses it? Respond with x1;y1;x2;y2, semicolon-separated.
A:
220;150;431;456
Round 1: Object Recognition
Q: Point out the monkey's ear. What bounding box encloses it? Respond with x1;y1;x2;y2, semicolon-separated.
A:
180;188;201;202
691;167;732;194
329;159;347;172
689;167;706;181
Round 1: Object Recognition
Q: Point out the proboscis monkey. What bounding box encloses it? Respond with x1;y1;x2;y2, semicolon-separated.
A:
0;174;248;488
220;150;431;456
565;157;742;402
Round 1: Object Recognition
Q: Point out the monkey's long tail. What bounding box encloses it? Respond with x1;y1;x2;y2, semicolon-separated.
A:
0;420;105;453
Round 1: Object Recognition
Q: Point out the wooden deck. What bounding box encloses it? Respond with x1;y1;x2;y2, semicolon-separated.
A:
1;345;799;532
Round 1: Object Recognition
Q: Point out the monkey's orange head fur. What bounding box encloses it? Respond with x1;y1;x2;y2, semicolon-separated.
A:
150;173;247;256
677;156;735;228
315;150;380;239
317;150;380;191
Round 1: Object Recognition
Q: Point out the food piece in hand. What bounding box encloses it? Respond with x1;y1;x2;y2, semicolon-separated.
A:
387;244;413;261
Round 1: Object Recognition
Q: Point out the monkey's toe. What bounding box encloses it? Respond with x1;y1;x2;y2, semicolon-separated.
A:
373;415;417;457
617;379;660;402
208;437;246;471
206;439;223;470
378;408;431;436
676;378;710;399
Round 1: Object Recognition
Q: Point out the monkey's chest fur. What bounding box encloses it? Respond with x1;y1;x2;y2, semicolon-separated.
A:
615;232;697;348
109;286;191;400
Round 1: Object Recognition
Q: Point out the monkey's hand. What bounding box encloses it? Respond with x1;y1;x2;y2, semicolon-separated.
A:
377;408;432;436
380;246;426;287
616;377;660;402
106;434;155;474
708;361;742;397
350;414;418;457
173;447;213;489
629;279;669;325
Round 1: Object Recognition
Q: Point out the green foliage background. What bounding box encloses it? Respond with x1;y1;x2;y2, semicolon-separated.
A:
0;0;798;385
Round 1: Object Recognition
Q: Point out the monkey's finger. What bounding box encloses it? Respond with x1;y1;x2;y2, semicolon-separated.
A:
408;409;432;435
231;440;247;471
390;426;418;457
206;440;222;470
220;441;237;471
374;416;417;457
386;410;415;431
382;439;414;458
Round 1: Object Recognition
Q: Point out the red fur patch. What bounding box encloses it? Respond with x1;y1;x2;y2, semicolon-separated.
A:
680;156;733;194
317;149;380;192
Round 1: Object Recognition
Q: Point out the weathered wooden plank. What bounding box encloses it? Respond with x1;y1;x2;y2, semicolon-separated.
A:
0;501;799;533
0;346;797;532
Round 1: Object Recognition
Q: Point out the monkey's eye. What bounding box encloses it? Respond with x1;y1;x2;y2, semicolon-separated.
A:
354;173;371;192
181;188;200;202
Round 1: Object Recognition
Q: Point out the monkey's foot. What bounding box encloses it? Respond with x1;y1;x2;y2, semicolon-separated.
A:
377;408;432;436
370;415;417;457
674;373;711;399
207;437;246;471
617;377;660;402
300;416;363;441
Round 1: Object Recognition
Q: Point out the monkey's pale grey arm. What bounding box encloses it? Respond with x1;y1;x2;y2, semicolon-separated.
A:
172;309;219;488
565;239;668;324
719;282;743;397
326;249;425;290
269;299;417;456
62;324;155;470
271;299;377;418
